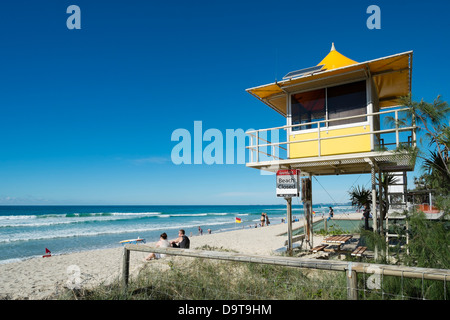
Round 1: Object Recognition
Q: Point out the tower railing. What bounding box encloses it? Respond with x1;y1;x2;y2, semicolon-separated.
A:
246;107;416;164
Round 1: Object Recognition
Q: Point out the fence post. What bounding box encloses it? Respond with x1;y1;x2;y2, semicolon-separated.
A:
286;197;293;256
347;263;358;300
122;247;130;289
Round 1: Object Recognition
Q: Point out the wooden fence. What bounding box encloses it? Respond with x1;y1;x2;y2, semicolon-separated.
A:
122;245;450;300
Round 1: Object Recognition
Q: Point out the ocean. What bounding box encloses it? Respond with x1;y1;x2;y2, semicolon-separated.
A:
0;204;353;264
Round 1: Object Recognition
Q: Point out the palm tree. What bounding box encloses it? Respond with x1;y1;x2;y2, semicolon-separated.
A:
422;150;450;190
348;185;371;211
395;94;450;177
387;94;449;212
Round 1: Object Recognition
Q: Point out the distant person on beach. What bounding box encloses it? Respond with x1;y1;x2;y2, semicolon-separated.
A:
144;233;170;261
171;229;190;248
260;213;266;227
329;207;334;218
363;204;371;230
198;226;203;235
207;229;211;234
265;213;270;226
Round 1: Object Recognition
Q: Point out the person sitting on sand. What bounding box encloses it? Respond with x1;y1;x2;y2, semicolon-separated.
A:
144;233;170;261
170;229;190;248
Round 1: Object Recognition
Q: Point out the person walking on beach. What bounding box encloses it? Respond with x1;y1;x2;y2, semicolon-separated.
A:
198;226;203;235
265;213;270;226
328;207;334;219
260;213;266;227
144;233;170;261
171;229;190;248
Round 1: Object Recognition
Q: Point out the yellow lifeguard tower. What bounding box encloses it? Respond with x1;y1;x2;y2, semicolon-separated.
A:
246;44;416;252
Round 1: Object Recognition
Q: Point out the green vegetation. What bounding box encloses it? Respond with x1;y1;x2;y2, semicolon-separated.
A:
396;94;449;213
58;247;348;300
56;209;448;301
348;95;449;262
315;223;356;236
58;233;448;300
348;185;371;210
356;211;449;300
403;212;449;269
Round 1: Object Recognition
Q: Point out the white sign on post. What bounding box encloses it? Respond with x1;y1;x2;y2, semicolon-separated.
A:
276;169;300;197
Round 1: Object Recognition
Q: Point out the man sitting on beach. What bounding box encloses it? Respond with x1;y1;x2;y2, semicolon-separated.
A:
170;229;190;249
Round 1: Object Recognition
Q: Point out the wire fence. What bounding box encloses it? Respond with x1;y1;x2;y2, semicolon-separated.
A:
121;245;450;300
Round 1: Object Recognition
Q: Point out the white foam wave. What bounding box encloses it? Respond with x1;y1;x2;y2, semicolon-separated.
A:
0;212;163;228
0;226;168;243
0;215;37;220
169;213;208;217
0;215;242;244
109;212;162;216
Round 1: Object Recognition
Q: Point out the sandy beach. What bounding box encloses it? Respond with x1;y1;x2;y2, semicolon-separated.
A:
0;212;362;300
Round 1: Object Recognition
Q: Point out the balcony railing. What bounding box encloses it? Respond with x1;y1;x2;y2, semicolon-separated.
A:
246;108;416;164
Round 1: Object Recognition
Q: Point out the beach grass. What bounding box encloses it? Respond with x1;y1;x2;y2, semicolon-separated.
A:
57;253;449;300
57;250;349;300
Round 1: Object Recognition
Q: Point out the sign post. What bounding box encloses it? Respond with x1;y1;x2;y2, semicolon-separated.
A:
302;175;313;248
276;169;300;198
276;169;300;255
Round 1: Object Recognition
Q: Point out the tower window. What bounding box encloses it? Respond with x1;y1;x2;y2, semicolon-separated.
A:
291;80;367;130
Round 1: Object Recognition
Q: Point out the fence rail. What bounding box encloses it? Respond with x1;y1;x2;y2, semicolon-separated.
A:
122;245;449;300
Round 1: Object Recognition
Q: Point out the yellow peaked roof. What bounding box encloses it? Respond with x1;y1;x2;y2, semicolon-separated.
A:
317;43;358;70
247;44;413;116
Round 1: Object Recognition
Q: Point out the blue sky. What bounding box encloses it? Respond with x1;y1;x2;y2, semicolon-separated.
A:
0;0;448;205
